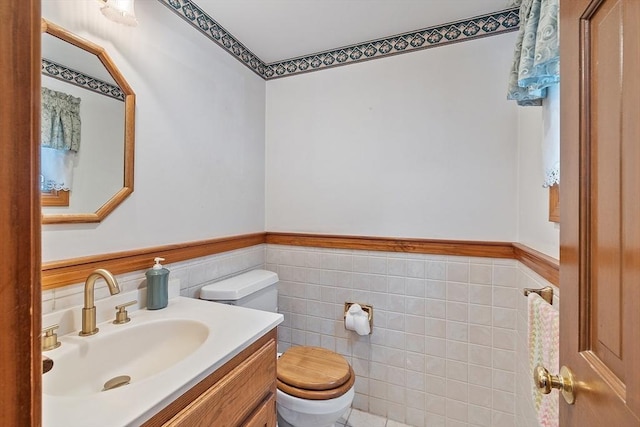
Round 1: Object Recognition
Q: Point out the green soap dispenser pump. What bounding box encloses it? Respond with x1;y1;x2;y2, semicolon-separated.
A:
146;257;169;310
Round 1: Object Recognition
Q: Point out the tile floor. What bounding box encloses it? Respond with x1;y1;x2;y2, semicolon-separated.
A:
337;408;413;427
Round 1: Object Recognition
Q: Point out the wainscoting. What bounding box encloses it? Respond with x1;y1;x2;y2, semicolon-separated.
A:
42;236;557;427
267;244;557;427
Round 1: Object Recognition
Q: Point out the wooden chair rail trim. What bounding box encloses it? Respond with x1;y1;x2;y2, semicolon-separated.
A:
512;242;559;286
266;232;516;258
269;233;558;286
42;232;559;289
41;232;267;290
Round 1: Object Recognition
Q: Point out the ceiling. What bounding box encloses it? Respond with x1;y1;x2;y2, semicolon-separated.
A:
192;0;513;64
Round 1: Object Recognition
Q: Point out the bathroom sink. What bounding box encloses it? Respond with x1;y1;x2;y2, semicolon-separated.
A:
42;296;283;427
43;319;209;397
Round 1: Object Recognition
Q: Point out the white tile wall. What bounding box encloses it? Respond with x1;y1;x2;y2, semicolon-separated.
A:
42;245;266;315
42;243;557;427
267;245;528;427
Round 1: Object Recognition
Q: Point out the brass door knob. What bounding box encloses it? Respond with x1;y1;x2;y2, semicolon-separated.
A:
534;364;576;404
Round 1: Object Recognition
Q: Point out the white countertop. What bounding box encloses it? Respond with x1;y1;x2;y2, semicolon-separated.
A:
42;296;283;427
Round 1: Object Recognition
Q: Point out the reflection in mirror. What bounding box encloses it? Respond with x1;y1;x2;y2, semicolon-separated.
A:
41;19;135;224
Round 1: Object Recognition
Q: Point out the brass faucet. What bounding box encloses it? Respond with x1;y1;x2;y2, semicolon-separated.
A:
79;269;121;336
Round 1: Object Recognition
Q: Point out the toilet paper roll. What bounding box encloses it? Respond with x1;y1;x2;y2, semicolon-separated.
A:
353;314;370;335
345;312;355;330
345;304;359;331
346;303;362;332
345;304;371;335
348;303;363;316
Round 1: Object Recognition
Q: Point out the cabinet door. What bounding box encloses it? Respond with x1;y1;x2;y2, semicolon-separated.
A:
242;394;276;427
165;340;276;427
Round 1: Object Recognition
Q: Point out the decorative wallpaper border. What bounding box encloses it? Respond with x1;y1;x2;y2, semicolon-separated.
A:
266;8;520;79
157;0;267;78
159;1;519;80
42;58;125;101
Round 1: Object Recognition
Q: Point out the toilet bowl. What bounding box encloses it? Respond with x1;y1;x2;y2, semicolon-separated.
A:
200;270;355;427
276;346;355;427
276;387;355;427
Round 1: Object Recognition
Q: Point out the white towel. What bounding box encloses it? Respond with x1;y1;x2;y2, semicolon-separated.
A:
528;292;559;427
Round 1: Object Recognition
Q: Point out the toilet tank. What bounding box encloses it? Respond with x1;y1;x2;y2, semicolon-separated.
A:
199;269;278;313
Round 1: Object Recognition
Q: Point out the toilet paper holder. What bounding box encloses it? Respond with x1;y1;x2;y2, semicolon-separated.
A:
343;302;373;331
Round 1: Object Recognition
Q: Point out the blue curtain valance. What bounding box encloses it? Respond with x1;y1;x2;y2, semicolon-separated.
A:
507;0;559;106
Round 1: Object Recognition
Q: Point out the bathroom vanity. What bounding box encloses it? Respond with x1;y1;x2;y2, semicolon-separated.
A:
42;296;282;427
143;329;277;426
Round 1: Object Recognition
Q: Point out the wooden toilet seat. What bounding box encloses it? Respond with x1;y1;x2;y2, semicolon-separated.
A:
277;346;355;400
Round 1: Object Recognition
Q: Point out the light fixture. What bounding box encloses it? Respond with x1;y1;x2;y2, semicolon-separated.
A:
99;0;138;27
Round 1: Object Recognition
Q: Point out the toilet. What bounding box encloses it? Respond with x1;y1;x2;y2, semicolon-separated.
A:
200;270;355;427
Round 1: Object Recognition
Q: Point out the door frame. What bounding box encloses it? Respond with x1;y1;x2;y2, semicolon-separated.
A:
0;0;42;425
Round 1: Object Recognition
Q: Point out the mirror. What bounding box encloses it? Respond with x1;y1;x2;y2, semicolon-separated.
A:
41;19;135;224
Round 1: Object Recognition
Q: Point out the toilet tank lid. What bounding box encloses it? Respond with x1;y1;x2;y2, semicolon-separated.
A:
200;269;278;301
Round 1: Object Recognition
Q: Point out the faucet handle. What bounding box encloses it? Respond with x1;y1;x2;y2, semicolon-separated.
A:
42;324;61;351
113;300;137;324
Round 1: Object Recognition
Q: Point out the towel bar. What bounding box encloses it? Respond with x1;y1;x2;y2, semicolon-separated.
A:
524;286;554;305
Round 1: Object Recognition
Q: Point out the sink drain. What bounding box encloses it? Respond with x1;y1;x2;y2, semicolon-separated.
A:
103;375;131;391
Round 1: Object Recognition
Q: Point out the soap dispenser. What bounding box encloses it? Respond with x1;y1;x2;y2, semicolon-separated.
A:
146;257;169;310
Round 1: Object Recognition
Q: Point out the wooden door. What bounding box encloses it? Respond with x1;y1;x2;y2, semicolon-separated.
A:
560;0;640;425
0;0;42;426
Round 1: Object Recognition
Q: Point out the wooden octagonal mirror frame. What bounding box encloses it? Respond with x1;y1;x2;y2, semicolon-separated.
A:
41;19;135;224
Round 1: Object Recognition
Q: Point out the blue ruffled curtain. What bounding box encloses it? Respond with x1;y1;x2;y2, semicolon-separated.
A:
507;0;559;106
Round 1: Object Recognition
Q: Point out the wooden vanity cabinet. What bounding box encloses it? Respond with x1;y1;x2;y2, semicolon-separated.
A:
242;394;277;427
142;329;278;427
